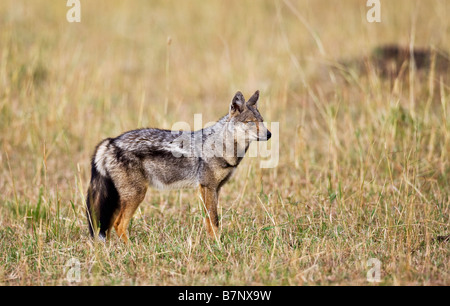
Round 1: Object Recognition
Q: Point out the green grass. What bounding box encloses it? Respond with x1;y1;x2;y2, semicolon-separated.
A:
0;0;448;285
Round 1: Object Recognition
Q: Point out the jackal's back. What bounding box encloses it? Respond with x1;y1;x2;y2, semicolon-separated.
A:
101;128;200;190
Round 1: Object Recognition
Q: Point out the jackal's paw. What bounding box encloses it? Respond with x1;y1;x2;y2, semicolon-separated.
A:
205;220;219;239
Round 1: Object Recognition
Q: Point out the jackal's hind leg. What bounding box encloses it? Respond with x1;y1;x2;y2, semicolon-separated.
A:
113;187;147;243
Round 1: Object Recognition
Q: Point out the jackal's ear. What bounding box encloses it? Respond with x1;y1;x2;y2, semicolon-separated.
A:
246;90;259;107
230;91;245;116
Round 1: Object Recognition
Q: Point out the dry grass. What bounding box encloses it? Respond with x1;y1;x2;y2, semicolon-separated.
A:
0;0;448;285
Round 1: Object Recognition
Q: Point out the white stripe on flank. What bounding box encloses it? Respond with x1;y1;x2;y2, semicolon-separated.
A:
94;141;108;176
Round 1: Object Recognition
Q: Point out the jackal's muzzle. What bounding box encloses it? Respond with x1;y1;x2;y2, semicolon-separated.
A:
256;123;271;141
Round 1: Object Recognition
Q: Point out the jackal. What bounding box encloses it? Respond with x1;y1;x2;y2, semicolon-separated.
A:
86;90;271;242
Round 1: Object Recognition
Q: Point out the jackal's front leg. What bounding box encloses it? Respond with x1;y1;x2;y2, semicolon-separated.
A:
199;185;219;239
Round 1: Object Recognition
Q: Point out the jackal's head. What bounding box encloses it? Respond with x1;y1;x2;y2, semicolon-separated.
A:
228;90;271;142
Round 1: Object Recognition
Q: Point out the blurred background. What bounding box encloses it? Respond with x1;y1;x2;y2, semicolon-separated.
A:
1;0;448;191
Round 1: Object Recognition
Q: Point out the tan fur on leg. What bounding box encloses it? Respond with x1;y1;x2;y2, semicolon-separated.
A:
199;185;219;239
113;186;147;243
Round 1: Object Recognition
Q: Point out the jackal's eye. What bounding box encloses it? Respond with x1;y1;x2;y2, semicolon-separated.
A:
246;121;256;126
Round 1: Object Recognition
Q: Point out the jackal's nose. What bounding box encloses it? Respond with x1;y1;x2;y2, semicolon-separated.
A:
266;130;272;140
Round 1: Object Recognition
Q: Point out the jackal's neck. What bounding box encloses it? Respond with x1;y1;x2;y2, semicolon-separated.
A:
196;114;250;166
194;114;229;137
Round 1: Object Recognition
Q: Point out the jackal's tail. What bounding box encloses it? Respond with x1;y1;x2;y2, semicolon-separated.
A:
86;139;119;241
